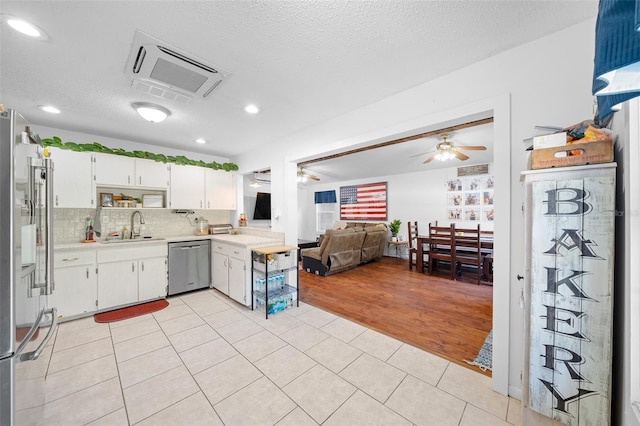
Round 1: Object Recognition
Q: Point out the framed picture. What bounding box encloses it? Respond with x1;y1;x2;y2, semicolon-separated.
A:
447;193;463;207
447;179;463;192
483;207;495;221
447;208;462;220
464;177;481;191
465;207;481;221
483;191;494;205
100;192;114;207
481;176;494;189
340;182;387;221
464;192;481;206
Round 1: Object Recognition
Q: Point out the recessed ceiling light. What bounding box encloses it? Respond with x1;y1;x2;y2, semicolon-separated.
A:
38;105;60;114
196;138;207;144
2;14;48;40
244;104;260;114
132;102;170;123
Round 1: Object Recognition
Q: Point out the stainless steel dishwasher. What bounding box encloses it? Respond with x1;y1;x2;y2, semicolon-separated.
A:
168;240;211;296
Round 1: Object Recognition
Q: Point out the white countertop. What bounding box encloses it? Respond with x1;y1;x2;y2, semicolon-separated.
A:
55;233;283;251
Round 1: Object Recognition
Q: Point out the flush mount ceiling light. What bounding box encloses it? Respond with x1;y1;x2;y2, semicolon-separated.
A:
195;138;207;144
2;14;49;40
132;102;171;123
38;105;60;114
244;104;260;114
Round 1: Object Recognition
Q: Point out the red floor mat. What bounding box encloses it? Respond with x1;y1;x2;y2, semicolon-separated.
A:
94;299;169;323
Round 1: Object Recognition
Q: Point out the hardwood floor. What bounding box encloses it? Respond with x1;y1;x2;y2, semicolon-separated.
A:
298;256;493;375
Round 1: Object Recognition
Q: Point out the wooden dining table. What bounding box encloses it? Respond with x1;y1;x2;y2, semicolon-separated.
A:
416;235;494;274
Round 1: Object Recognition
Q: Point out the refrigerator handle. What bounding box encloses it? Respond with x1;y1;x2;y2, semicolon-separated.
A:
44;158;54;295
19;308;58;362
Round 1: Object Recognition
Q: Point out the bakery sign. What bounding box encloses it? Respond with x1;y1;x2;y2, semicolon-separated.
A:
529;175;615;426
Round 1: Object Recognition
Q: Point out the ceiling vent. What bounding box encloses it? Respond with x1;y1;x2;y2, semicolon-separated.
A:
124;30;230;102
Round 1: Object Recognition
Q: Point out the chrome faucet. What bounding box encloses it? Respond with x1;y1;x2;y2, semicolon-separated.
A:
130;210;145;239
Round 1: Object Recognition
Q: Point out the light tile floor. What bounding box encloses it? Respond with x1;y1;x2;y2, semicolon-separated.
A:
37;289;523;425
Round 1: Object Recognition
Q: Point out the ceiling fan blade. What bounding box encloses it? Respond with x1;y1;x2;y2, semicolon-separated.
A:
423;154;436;164
308;175;320;181
453;150;470;161
455;145;486;151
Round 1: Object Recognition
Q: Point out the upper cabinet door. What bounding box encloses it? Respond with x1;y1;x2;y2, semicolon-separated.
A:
49;147;95;208
170;165;205;209
205;169;237;210
135;158;170;189
94;153;135;187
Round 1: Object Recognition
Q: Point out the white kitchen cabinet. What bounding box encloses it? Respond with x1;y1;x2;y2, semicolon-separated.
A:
170;164;205;209
227;256;246;304
50;249;97;319
94;152;136;187
138;256;167;301
135;158;170;189
97;243;167;310
49;147;95;208
97;260;138;309
95;153;169;190
205;169;237;210
212;251;229;295
211;242;247;305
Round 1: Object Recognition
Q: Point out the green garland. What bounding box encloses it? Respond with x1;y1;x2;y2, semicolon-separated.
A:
42;136;238;171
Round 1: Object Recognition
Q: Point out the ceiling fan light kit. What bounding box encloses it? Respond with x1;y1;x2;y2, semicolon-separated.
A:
423;133;486;164
297;166;320;183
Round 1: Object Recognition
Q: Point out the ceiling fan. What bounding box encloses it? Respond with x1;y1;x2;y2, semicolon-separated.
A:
421;133;486;164
297;166;320;182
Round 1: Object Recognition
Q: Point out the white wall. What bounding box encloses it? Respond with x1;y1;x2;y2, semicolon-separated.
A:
298;165;495;242
234;18;598;399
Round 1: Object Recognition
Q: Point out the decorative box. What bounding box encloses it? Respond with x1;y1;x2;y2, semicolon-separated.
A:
142;194;163;208
530;139;614;170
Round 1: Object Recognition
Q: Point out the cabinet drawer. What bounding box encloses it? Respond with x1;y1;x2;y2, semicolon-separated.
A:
55;249;96;268
98;243;167;263
211;242;245;259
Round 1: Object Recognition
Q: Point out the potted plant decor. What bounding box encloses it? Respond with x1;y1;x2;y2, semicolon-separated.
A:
388;219;402;241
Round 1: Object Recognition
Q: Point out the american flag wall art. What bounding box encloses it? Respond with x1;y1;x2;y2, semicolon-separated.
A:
340;182;387;220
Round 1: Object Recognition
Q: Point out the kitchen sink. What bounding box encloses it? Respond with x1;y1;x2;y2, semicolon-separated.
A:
100;236;165;244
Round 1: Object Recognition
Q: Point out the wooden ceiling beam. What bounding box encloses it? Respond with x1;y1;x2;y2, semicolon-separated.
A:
298;117;493;167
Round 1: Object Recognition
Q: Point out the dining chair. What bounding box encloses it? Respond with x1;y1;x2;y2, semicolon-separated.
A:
428;222;456;280
454;224;483;285
407;221;428;270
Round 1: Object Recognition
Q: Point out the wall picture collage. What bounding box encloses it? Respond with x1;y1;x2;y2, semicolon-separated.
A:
446;175;494;222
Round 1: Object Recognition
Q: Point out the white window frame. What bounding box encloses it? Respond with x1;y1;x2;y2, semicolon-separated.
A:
316;202;336;235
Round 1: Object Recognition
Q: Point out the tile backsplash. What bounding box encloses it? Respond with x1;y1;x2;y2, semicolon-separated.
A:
54;208;231;244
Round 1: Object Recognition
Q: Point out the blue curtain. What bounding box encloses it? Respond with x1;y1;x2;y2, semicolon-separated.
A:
593;0;640;120
314;190;337;204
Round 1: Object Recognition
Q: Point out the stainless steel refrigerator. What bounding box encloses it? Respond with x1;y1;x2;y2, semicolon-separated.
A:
0;109;57;425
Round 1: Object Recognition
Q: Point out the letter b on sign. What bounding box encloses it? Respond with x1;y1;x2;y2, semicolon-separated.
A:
543;188;591;215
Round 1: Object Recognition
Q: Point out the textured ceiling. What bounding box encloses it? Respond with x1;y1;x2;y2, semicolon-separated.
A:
1;1;597;169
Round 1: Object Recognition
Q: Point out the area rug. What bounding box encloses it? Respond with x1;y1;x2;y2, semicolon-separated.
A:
465;329;492;372
94;299;169;323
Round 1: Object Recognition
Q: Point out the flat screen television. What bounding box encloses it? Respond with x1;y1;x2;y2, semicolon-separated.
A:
253;192;271;220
